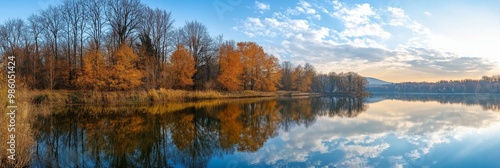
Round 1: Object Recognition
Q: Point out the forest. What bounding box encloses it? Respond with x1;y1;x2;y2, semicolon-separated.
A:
0;0;367;94
369;75;500;93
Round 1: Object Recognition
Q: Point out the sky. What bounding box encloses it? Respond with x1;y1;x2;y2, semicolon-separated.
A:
1;0;499;82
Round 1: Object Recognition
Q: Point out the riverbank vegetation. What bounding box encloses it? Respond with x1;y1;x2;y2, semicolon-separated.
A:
0;69;35;168
31;89;279;105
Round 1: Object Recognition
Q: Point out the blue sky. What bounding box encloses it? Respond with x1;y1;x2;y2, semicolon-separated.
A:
1;0;499;82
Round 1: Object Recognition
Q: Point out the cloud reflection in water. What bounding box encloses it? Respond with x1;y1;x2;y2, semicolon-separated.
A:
233;96;500;167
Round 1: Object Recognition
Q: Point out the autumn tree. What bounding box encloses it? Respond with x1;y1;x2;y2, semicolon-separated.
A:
107;44;143;90
239;42;265;90
261;55;282;91
290;63;316;92
237;42;281;91
0;0;373;94
292;65;304;91
280;61;294;91
302;63;316;92
75;46;108;90
217;41;243;91
169;45;196;89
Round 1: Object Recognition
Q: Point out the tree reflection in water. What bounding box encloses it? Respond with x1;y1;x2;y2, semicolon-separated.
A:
373;93;500;111
30;97;368;167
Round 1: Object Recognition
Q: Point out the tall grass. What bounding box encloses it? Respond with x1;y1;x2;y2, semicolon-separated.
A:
31;88;279;106
0;70;35;168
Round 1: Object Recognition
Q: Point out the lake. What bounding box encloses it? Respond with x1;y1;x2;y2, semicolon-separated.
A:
30;94;500;168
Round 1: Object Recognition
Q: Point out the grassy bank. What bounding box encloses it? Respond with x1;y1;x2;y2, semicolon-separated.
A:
30;89;280;106
0;73;35;167
30;89;372;106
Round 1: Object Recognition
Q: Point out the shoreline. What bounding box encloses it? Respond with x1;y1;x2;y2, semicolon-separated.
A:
30;89;370;106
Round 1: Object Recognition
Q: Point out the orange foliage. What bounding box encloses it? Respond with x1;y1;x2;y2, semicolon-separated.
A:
75;48;108;90
218;41;243;91
217;104;244;149
77;45;143;91
237;42;281;91
172;113;195;149
261;55;282;91
169;45;196;89
106;45;143;91
293;63;315;92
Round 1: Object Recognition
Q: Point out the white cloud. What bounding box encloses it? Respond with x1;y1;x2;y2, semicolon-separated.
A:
332;3;391;39
332;0;342;10
388;7;409;26
340;23;391;39
424;11;432;16
282;0;321;20
334;3;375;26
298;0;316;15
255;1;270;13
236;0;497;81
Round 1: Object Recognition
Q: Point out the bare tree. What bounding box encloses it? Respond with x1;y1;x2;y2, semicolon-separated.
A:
40;5;63;60
280;61;294;90
27;14;45;88
140;7;174;62
86;0;107;50
106;0;143;48
181;21;213;89
62;0;87;85
138;7;174;89
0;19;25;55
40;6;64;89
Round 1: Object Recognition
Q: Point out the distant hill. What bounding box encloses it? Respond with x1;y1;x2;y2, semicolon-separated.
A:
365;77;391;87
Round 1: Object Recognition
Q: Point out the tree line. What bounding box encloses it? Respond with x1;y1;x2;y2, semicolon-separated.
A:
0;0;367;93
369;75;500;93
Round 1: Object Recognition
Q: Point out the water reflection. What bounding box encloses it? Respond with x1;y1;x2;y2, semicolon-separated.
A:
372;93;500;111
30;95;500;167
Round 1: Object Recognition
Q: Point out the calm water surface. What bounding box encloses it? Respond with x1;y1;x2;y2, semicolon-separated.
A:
31;94;500;168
